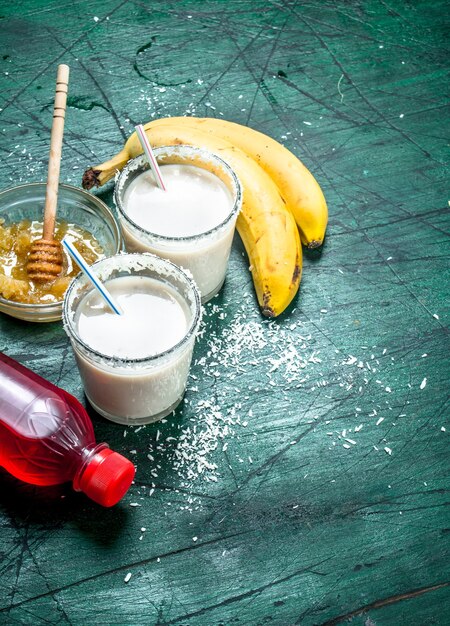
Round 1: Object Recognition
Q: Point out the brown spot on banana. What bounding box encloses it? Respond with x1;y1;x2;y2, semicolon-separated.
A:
82;168;101;189
307;239;323;249
292;263;302;284
262;291;275;318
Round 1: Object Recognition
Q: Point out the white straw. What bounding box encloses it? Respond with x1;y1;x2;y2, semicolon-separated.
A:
135;124;166;191
62;239;123;315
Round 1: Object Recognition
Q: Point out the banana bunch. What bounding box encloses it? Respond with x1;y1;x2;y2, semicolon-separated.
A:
82;118;327;317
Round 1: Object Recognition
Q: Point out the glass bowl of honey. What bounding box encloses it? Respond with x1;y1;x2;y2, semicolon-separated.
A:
0;183;121;322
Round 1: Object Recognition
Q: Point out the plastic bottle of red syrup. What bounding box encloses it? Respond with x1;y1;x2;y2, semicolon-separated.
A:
0;351;135;507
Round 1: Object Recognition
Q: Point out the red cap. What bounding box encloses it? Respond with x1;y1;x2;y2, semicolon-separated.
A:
78;448;135;507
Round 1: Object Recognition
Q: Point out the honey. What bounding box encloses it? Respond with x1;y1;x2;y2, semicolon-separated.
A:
0;219;103;304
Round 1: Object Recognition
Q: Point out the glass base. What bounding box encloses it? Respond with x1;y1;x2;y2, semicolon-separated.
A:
201;276;225;304
86;392;185;426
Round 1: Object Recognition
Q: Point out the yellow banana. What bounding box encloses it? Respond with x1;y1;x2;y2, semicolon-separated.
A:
82;117;327;248
82;124;302;317
147;118;328;248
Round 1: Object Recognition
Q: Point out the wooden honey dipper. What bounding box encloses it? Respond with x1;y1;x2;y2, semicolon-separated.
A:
27;64;69;283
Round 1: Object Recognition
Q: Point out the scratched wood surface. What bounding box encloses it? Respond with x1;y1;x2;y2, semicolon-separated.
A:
0;1;449;624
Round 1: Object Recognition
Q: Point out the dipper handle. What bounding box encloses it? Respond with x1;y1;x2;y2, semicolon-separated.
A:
27;65;69;283
43;64;69;240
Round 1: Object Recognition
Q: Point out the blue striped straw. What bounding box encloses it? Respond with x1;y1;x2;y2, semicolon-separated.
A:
135;124;167;191
62;239;123;315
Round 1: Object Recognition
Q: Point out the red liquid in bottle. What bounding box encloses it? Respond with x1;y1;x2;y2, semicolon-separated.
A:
0;352;135;507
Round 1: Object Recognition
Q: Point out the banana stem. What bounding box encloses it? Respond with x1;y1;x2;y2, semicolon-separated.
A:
82;148;129;189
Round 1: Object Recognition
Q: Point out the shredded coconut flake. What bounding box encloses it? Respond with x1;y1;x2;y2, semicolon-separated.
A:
113;301;406;509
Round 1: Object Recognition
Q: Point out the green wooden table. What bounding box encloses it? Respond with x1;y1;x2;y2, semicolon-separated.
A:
0;1;448;624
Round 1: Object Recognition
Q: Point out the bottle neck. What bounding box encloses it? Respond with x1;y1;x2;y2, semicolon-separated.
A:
71;445;135;507
72;443;108;492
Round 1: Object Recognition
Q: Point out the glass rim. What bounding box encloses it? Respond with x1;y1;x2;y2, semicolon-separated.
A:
63;252;202;366
114;145;242;244
0;182;121;312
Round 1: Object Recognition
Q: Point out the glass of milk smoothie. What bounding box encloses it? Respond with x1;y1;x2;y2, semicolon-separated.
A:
114;145;242;303
63;253;201;425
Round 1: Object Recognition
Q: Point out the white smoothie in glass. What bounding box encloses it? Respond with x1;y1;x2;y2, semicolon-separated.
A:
115;146;242;303
124;165;232;237
63;253;201;425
